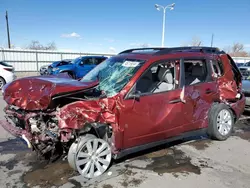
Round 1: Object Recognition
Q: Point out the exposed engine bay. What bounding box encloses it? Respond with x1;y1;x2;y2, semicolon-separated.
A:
5;106;67;159
2;87;114;160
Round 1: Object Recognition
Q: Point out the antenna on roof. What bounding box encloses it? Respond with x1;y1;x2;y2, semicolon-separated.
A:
211;33;214;47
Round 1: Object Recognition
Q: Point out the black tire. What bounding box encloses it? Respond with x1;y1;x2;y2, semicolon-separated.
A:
0;77;6;90
208;103;234;141
67;72;75;79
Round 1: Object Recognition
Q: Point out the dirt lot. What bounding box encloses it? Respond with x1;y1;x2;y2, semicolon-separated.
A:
1;95;250;188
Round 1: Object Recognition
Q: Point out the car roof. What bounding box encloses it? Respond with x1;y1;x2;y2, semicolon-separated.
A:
80;56;108;58
116;46;225;61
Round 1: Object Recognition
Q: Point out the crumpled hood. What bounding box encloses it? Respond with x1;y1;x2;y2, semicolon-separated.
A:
3;75;97;111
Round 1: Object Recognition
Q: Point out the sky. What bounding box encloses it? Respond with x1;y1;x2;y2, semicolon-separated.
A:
0;0;250;53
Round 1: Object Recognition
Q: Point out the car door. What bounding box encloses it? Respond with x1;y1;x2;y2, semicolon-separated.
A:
75;57;96;78
180;58;219;132
120;59;195;149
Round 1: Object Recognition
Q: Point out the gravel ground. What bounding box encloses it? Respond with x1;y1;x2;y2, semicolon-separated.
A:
0;95;250;188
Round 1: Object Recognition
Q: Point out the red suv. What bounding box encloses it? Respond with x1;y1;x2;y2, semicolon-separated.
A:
0;47;245;179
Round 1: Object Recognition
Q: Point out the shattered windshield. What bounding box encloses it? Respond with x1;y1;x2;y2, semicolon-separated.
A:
81;56;145;97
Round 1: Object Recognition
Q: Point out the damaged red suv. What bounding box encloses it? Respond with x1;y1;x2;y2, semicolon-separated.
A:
0;47;245;178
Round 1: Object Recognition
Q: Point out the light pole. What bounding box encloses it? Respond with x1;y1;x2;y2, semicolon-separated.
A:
155;3;175;47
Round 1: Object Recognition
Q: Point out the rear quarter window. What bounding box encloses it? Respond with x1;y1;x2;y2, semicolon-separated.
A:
212;60;224;77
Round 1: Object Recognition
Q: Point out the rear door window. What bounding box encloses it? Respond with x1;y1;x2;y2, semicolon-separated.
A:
97;58;106;65
184;59;208;86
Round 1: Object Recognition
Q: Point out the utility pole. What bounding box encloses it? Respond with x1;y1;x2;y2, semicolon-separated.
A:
211;33;214;47
5;11;11;49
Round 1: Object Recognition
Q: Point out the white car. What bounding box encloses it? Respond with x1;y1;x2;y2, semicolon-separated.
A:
0;61;16;90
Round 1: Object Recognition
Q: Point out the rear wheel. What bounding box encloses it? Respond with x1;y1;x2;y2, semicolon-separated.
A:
68;134;112;179
0;77;6;90
208;103;234;140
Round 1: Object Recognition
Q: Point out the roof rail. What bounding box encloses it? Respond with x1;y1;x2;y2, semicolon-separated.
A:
118;47;166;54
153;46;224;55
118;46;225;56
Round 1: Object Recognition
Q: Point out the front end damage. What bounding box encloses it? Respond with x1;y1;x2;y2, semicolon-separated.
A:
0;75;123;161
1;97;122;160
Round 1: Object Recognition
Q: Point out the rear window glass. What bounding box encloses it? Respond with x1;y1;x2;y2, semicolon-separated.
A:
0;61;11;67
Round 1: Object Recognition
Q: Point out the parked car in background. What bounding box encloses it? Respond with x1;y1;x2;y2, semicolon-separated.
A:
236;62;245;67
48;56;107;79
238;61;250;79
242;78;250;110
40;59;72;75
40;64;49;75
0;47;245;179
0;61;16;90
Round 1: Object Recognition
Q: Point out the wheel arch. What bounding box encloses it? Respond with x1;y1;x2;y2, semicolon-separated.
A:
210;101;237;123
78;123;113;140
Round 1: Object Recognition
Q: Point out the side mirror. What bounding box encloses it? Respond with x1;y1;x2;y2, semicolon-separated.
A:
128;90;141;101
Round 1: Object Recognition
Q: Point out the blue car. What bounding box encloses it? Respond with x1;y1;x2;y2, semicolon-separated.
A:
48;56;107;79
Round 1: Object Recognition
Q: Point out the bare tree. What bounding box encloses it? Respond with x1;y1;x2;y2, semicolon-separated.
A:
191;36;202;46
225;43;248;57
26;40;57;50
180;36;203;47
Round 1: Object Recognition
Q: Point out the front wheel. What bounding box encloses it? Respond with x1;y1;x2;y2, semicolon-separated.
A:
68;134;112;179
208;103;234;141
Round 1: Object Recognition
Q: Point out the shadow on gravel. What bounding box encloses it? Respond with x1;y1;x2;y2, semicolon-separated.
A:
21;135;211;187
233;117;250;141
0;132;216;187
115;135;212;179
0;138;30;154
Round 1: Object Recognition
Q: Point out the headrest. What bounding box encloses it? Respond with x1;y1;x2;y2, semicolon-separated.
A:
192;64;204;77
158;67;173;84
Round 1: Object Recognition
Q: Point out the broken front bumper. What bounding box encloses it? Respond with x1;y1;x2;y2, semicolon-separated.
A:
0;119;31;139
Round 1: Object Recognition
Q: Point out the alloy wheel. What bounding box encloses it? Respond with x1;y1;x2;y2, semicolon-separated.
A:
75;138;112;179
216;109;232;136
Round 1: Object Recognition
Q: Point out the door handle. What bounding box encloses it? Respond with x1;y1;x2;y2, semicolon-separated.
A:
205;89;213;94
169;98;182;104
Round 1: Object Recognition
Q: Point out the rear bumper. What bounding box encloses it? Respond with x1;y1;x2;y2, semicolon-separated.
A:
0;119;31;139
230;95;246;119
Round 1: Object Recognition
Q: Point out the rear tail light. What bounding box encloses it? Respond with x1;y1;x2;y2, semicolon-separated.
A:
3;68;13;72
